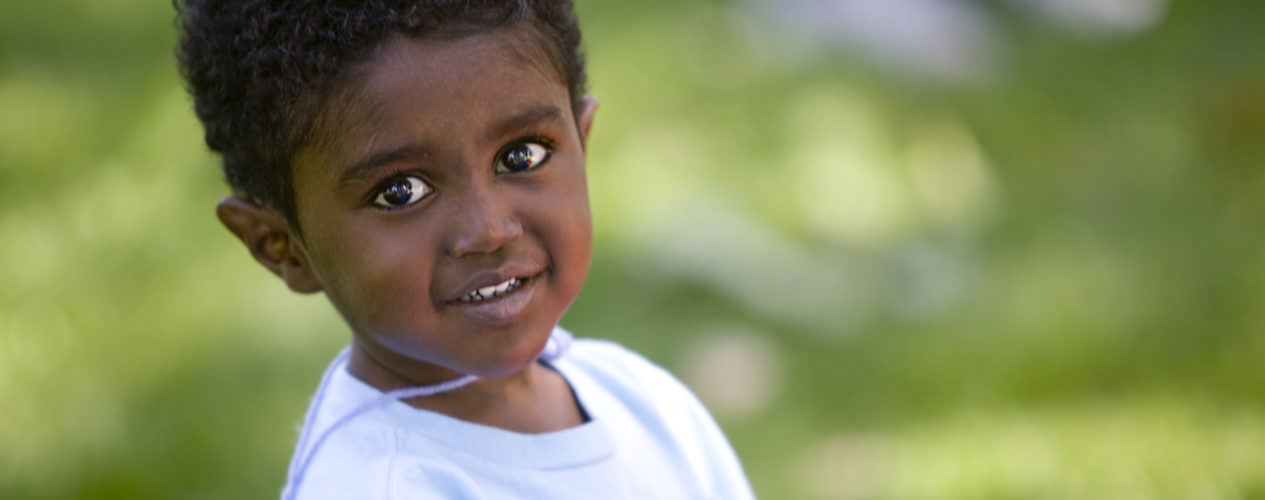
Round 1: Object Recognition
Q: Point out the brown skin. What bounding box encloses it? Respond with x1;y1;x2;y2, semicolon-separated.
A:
216;27;598;434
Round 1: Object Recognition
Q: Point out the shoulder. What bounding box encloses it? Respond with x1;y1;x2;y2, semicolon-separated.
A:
562;338;716;442
292;418;391;500
290;358;488;500
564;338;681;391
559;337;757;500
296;421;486;500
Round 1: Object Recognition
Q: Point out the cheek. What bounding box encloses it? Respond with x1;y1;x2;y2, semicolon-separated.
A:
546;175;594;289
307;222;440;332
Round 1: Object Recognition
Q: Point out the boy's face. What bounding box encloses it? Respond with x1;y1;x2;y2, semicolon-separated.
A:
284;28;595;381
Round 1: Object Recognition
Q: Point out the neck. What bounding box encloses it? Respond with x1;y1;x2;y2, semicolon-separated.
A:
345;341;584;434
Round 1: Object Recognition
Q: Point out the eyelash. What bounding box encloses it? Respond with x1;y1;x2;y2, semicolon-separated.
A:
495;136;555;173
368;172;430;211
366;136;556;211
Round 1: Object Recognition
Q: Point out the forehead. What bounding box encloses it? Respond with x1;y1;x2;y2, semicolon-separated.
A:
298;25;570;171
368;25;564;105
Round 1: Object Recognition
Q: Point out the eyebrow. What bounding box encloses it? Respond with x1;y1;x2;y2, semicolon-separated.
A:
337;103;567;186
483;103;566;143
338;144;432;186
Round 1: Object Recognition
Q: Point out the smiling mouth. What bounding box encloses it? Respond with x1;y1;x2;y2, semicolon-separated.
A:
456;276;527;303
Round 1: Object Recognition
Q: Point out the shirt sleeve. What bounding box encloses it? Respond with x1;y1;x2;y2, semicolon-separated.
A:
644;356;757;500
574;340;757;500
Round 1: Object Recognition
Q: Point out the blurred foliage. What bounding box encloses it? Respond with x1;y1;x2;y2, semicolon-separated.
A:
2;0;1264;498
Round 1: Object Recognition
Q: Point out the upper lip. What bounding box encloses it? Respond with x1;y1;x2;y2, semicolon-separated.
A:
444;263;543;303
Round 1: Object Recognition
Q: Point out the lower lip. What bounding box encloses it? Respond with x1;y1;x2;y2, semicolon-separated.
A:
447;277;537;326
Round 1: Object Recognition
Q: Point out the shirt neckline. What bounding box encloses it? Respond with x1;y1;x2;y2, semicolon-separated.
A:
330;351;616;469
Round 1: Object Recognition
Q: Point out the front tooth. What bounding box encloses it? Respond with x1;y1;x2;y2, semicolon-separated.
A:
494;281;512;294
478;285;497;297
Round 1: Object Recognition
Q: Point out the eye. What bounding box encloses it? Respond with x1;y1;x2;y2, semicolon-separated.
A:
371;176;431;209
495;141;550;173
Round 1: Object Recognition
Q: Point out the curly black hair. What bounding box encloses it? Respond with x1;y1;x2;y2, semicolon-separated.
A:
175;0;587;223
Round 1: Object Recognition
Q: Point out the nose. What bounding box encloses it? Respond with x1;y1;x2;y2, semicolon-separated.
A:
446;182;523;257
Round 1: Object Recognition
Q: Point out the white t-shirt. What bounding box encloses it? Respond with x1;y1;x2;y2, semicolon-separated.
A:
288;335;756;499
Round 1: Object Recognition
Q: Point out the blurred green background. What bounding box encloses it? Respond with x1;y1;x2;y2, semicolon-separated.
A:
3;0;1265;498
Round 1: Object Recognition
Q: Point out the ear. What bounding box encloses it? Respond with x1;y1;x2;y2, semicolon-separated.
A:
575;95;599;152
215;196;323;294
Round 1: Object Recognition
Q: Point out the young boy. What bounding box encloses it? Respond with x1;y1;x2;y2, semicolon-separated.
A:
176;1;755;498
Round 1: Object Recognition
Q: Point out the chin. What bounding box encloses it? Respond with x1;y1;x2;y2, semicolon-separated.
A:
478;327;554;378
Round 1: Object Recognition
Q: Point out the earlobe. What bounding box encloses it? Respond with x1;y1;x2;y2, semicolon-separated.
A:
576;95;599;151
215;196;324;294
